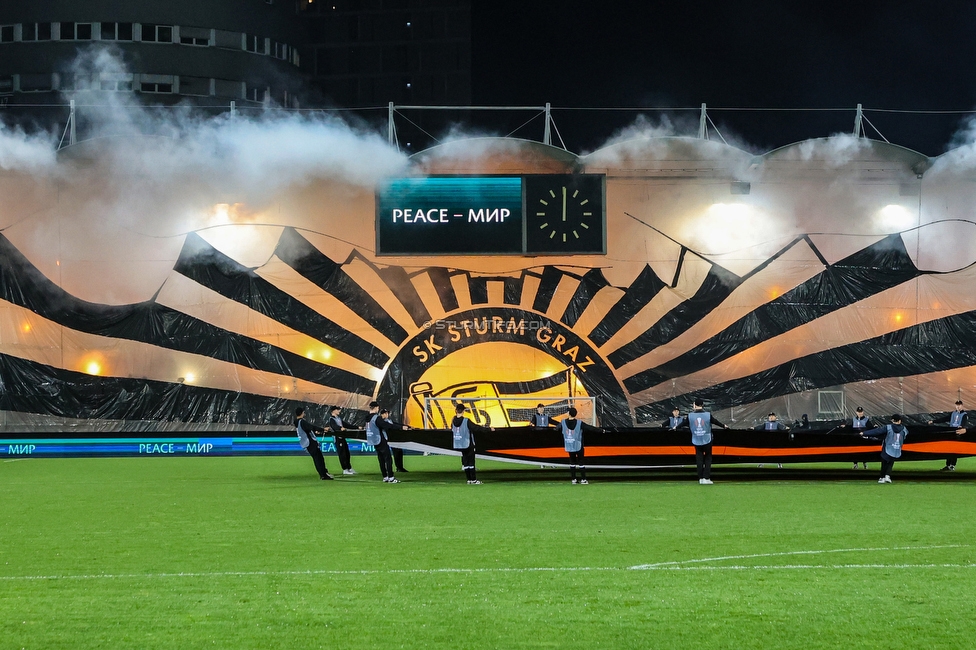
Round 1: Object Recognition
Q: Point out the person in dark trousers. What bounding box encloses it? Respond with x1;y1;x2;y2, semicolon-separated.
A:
860;414;908;483
927;400;968;471
294;407;333;481
754;412;788;469
529;403;555;428
327;405;355;475
365;402;410;483
678;398;729;484
663;406;686;430
451;403;493;484
558;406;603;484
382;409;409;473
840;407;874;469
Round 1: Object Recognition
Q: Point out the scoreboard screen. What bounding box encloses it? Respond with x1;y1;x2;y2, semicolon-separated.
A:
376;175;606;256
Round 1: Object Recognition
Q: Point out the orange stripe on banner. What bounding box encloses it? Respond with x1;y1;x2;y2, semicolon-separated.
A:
903;441;976;454
490;440;976;460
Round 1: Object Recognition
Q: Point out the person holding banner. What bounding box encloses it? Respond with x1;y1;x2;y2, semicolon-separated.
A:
327;405;355;475
840;406;874;469
294;407;334;481
662;406;686;430
679;399;729;485
558;406;603;484
451;403;493;484
382;409;410;474
365;402;410;483
927;400;968;471
529;404;555;428
754;413;788;469
859;414;908;483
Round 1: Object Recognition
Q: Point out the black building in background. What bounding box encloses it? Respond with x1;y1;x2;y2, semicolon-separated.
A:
0;0;471;141
300;0;471;108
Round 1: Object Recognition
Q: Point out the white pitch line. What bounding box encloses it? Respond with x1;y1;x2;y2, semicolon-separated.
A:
0;545;970;582
628;544;969;570
636;564;976;570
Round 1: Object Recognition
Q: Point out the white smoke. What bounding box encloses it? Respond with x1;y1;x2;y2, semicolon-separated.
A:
0;47;411;303
0;124;57;172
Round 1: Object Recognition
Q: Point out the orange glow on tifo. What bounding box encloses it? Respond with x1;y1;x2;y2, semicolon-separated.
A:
305;348;333;361
21;322;31;333
84;360;103;376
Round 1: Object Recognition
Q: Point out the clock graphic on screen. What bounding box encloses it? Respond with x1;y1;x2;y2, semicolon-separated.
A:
524;174;605;254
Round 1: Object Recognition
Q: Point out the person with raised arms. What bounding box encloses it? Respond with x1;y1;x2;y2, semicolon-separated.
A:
451;403;493;484
558;406;604;484
528;403;555;428
677;398;729;485
859;414;908;484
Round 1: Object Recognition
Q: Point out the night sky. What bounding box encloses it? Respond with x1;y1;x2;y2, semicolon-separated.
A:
470;1;976;156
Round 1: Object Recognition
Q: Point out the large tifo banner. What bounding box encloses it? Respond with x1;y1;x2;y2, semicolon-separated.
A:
2;134;976;458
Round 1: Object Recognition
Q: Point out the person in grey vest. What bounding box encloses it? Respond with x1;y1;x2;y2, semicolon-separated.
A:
927;400;968;471
451;403;493;484
382;409;409;473
859;414;908;483
365;401;410;483
558;406;603;484
294;407;333;481
327;405;355;475
529;404;555;428
840;407;874;469
662;406;686;430
754;413;788;469
677;398;729;484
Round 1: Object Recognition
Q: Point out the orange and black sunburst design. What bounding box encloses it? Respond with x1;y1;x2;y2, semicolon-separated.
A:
3;220;976;446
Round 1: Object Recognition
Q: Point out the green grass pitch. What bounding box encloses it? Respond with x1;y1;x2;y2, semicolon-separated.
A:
2;454;974;649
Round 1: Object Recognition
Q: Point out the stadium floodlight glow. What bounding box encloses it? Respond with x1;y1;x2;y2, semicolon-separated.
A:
879;204;915;231
707;202;752;221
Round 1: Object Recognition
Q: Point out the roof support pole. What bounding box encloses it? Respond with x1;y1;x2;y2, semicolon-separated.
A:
853;103;863;137
543;102;552;145
68;99;76;145
698;103;708;140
